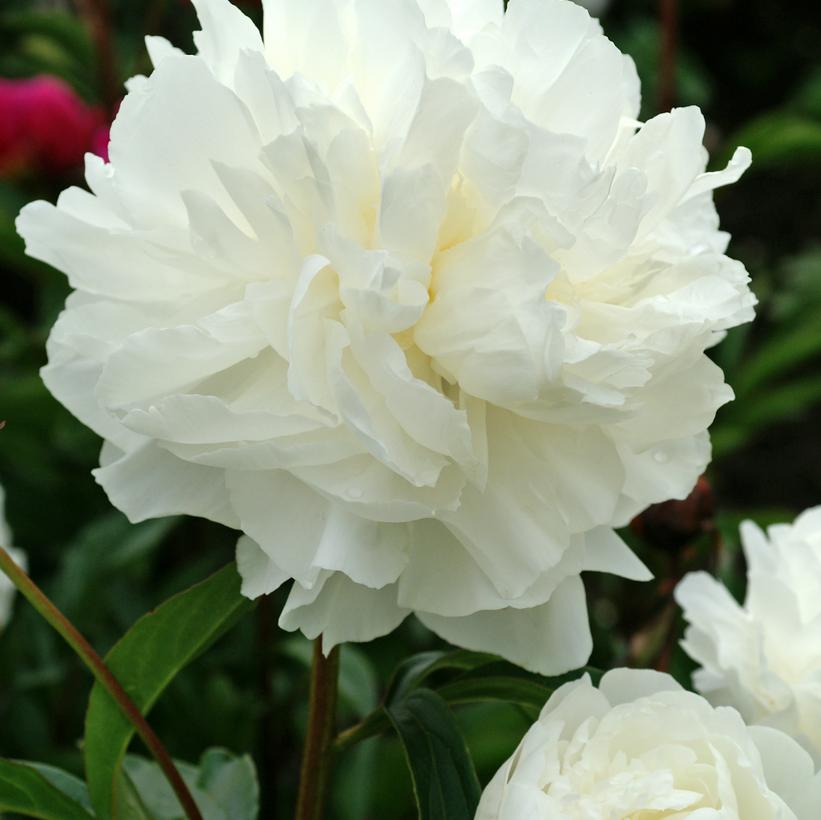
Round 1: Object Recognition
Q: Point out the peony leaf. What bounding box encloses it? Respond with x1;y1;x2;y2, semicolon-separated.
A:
111;769;155;820
192;748;259;820
387;648;601;707
733;316;821;398
385;688;481;820
387;650;498;705
84;564;253;820
436;675;554;709
120;749;259;820
726;113;821;170
337;650;601;754
0;759;94;819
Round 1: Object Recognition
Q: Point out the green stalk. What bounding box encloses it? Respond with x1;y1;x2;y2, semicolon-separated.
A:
334;709;389;754
0;546;203;820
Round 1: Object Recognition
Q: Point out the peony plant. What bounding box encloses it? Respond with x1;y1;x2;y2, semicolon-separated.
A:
18;0;753;677
4;0;817;819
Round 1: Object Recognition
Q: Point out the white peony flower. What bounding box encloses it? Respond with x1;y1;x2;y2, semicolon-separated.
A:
0;485;26;630
476;668;821;819
17;0;754;673
676;507;821;763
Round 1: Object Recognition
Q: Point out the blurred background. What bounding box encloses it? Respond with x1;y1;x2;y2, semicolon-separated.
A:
0;0;819;817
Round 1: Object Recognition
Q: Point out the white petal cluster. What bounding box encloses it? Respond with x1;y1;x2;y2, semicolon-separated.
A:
476;669;821;819
676;507;821;762
18;0;754;672
0;486;26;630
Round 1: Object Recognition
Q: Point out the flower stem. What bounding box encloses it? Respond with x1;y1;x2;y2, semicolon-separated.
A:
75;0;120;114
659;0;678;112
295;640;340;820
334;709;389;754
0;546;203;820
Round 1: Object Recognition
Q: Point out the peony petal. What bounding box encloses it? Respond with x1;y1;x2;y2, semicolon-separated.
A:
292;455;464;523
599;667;683;705
236;534;289;599
418;575;593;675
191;0;263;84
227;470;330;588
97;301;267;411
684;146;752;203
279;571;410;651
144;36;184;69
397;519;505;616
228;471;409;590
94;441;239;528
108;55;265;228
415;211;563;405
583;527;652;581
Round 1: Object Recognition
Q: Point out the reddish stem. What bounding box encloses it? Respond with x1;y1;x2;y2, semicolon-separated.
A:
0;546;202;820
659;0;678;112
294;641;340;820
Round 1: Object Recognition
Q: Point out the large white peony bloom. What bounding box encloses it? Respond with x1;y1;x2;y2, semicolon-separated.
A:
476;668;821;819
676;507;821;763
17;0;754;673
0;485;26;630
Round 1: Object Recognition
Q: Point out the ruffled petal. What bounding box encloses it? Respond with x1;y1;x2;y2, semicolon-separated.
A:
236;534;289;599
228;471;409;589
418;575;593;674
279;571;410;651
94;441;239;528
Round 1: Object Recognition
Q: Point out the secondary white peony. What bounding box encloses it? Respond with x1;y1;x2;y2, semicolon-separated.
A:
676;507;821;763
0;485;26;630
476;669;821;819
18;0;754;673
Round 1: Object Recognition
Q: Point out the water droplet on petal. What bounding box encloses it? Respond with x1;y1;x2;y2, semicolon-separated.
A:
346;487;363;500
653;449;669;464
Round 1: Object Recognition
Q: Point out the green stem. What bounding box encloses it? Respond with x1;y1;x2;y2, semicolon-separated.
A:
0;546;203;820
294;640;340;820
334;709;389;754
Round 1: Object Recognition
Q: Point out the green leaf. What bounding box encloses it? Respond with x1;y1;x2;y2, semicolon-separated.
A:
337;652;600;754
112;770;156;820
53;514;177;617
0;12;96;97
84;564;254;820
195;748;259;820
121;750;259;820
437;675;553;709
725;113;821;170
714;375;821;458
0;759;94;819
733;316;821;397
385;689;481;820
24;764;93;814
387;650;498;705
387;649;599;708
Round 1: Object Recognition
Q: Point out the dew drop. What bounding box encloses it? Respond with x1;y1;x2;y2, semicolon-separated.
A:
346;487;363;500
653;449;669;464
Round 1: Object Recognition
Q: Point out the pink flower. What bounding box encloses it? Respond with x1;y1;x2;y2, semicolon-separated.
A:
0;75;107;177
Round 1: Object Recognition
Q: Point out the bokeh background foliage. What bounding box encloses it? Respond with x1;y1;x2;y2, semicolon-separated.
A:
0;0;819;817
